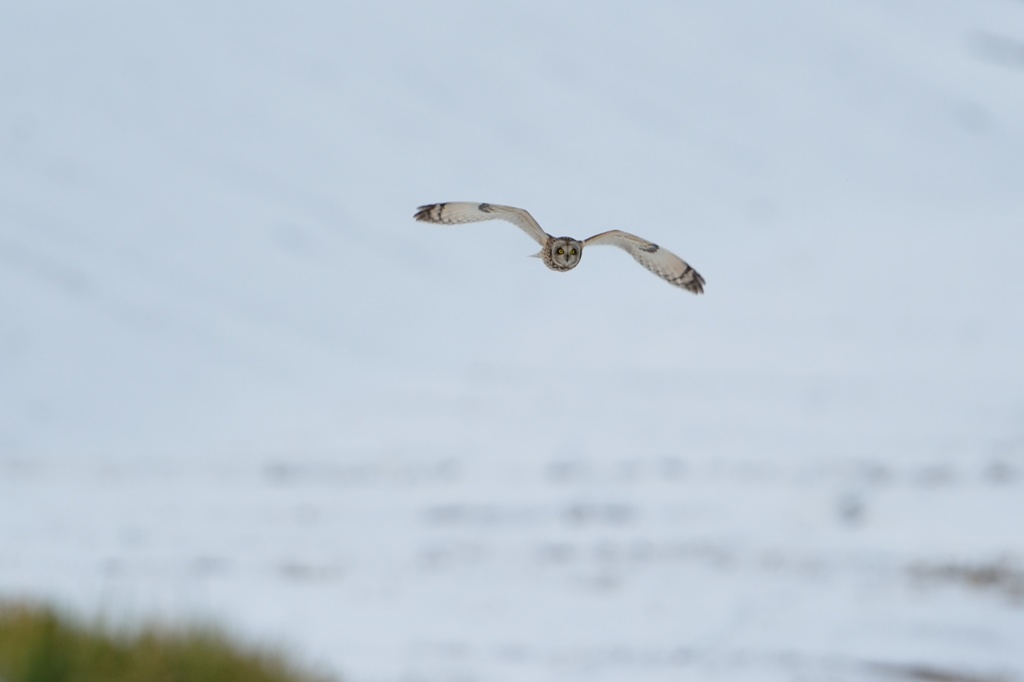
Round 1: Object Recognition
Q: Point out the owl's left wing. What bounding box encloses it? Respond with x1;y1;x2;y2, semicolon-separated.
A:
414;202;551;247
583;230;705;294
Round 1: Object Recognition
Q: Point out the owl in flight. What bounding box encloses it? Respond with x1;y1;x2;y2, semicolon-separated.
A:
414;202;705;294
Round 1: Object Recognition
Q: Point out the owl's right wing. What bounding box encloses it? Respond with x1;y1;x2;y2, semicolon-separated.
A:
584;229;705;294
414;202;551;247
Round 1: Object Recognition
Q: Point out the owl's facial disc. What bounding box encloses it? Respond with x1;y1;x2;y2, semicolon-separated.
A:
548;237;582;270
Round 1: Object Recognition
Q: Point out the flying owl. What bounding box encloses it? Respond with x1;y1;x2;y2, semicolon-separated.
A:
414;202;705;294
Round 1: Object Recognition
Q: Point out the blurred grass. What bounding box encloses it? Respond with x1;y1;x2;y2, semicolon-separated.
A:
0;602;336;682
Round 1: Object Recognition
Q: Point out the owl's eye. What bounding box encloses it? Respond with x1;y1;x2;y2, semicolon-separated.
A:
557;248;564;255
570;248;577;255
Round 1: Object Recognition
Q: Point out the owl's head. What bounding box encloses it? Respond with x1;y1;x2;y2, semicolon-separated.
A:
546;237;583;271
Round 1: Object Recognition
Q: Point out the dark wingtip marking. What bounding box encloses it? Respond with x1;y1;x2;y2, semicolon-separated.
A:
414;203;445;222
668;266;705;294
478;203;494;213
687;269;706;295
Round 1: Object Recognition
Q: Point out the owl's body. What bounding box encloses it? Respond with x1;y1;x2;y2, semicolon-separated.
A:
414;202;705;294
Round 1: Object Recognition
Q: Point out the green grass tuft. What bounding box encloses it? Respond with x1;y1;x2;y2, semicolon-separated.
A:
0;603;337;682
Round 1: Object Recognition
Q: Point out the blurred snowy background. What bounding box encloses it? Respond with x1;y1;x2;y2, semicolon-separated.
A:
2;1;1023;680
